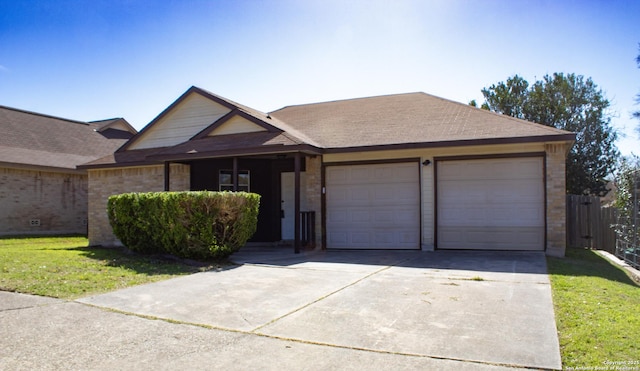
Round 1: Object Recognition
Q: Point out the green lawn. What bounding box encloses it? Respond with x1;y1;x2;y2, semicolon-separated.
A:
0;235;210;299
3;236;639;367
547;248;640;368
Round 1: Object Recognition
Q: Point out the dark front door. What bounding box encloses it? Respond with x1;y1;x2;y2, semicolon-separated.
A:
189;157;304;243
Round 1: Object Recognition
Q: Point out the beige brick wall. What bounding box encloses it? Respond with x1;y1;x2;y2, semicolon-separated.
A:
0;167;88;235
304;155;323;247
545;143;569;257
87;164;190;246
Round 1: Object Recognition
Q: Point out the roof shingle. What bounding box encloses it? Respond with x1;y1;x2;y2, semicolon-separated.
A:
80;88;575;169
269;92;573;149
0;105;135;170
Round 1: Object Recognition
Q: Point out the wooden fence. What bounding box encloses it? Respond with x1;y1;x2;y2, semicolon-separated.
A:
566;195;617;252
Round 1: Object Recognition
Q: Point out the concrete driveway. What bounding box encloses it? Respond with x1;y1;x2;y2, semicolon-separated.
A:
1;249;561;370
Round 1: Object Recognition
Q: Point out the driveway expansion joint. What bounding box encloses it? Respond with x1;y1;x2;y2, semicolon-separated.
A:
0;299;69;313
76;299;543;371
249;263;395;333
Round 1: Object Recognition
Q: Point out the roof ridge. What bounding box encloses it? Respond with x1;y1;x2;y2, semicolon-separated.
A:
88;118;123;124
0;104;88;126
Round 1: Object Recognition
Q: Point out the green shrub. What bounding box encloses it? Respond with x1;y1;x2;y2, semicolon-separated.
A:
107;191;260;260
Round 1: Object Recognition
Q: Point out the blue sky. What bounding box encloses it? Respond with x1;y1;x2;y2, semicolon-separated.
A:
1;0;638;156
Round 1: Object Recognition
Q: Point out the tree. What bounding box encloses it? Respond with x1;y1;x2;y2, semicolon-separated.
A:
481;74;529;118
633;44;640;136
479;73;619;196
613;155;640;247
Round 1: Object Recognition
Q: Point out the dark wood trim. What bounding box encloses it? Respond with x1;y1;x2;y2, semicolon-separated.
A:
321;162;327;250
543;152;548;252
418;160;423;250
146;145;323;163
232;157;238;191
322;157;421;167
294;152;301;254
433;159;439;249
433;152;547;250
82;145;323;170
434;152;546;162
163;161;170;191
322;135;576;154
190;109;282;140
79;160;164;170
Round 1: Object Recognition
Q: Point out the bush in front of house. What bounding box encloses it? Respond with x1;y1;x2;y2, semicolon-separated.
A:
107;191;260;260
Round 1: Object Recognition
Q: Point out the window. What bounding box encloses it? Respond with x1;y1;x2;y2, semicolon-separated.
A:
219;170;250;192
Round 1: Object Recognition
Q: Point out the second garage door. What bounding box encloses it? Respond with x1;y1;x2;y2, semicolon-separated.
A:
326;162;420;249
437;157;545;251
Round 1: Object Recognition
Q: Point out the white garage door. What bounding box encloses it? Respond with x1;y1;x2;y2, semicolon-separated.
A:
326;162;420;249
437;157;544;251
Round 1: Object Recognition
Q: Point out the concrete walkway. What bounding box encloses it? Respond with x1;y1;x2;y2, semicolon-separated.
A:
1;249;561;370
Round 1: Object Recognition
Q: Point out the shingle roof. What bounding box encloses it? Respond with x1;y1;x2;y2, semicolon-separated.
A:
81;88;575;169
269;92;574;149
0;105;135;170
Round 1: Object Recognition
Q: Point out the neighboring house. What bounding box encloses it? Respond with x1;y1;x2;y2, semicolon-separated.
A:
81;86;575;256
0;105;136;236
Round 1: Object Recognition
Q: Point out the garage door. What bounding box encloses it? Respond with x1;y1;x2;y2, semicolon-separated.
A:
437;157;544;251
326;162;420;249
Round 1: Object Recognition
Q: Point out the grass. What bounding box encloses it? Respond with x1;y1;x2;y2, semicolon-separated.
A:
4;236;640;367
0;235;215;299
547;248;640;368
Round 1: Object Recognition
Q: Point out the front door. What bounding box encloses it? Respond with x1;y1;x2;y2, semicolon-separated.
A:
280;172;307;240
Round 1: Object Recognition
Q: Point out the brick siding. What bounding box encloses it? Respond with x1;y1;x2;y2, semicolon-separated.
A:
87;164;190;246
545;143;569;257
304;155;323;247
0;167;88;235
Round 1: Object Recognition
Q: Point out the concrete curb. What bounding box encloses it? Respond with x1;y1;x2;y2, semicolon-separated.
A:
595;250;640;284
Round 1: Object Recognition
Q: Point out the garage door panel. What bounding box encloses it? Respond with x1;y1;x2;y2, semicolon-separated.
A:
326;162;420;249
439;227;544;250
329;168;349;183
328;208;419;226
437;157;544;251
439;158;542;181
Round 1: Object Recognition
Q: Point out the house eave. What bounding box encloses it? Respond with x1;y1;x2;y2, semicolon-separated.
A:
0;161;87;174
78;144;323;170
147;144;323;162
322;134;577;154
78;160;164;171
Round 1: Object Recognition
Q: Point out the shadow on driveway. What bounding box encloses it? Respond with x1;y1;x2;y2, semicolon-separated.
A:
232;246;549;275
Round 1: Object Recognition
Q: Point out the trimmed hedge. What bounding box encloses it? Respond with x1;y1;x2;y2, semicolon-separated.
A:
107;191;260;260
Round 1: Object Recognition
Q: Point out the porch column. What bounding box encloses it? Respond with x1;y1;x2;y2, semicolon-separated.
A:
164;161;170;191
232;157;238;191
294;152;301;254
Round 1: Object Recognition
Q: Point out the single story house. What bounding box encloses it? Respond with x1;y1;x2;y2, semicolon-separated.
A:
81;86;575;256
0;105;136;235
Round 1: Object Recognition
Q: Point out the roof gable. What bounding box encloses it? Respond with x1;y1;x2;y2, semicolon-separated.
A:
126;89;233;150
194;110;276;139
89;118;137;135
206;116;268;136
